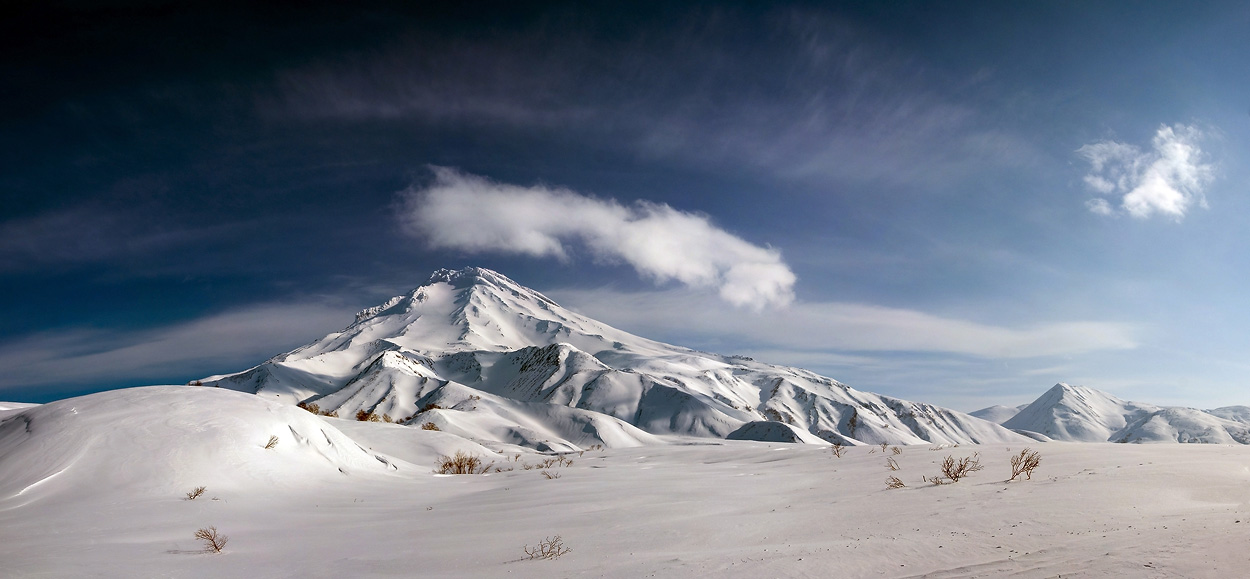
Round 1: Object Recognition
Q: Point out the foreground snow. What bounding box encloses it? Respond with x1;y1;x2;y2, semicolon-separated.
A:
3;387;1249;578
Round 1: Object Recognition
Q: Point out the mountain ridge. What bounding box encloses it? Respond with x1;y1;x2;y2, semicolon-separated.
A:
986;382;1250;444
203;267;1027;449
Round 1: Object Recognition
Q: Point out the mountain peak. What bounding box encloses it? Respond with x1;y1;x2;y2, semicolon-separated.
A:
427;266;511;288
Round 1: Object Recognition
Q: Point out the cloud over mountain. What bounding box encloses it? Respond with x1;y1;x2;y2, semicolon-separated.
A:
398;167;796;309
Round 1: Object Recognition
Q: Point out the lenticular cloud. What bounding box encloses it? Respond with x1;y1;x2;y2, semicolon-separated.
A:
1078;124;1214;220
398;167;796;309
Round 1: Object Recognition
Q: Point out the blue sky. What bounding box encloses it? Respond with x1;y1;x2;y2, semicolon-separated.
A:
1;1;1247;410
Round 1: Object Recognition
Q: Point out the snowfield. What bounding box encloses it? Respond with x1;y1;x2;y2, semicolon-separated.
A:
3;386;1250;578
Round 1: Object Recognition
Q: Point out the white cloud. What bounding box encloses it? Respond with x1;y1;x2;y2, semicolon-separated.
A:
549;287;1139;359
398;167;796;309
1078;124;1214;220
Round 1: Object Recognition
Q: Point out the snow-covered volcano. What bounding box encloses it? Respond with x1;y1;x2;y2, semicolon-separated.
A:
204;267;1025;448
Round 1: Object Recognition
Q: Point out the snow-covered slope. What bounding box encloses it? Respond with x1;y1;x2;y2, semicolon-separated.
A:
204;267;1026;447
970;403;1028;424
1003;383;1250;444
0;387;405;505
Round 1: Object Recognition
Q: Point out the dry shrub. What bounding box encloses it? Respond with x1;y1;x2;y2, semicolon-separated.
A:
263;435;279;450
185;486;206;500
382;413;393;423
322;409;338;418
524;535;571;560
421;402;442;412
194;526;228;553
885;457;900;471
421;422;440;431
938;453;983;483
880;442;889;452
434;451;495;475
885;476;906;489
1008;448;1041;481
891;446;902;455
830;442;846;458
297;401;320;414
540;470;560;479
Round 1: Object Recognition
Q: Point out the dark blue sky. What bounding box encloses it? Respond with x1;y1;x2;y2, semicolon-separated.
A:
2;1;1248;409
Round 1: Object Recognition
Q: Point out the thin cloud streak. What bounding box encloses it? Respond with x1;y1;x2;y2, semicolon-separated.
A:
265;7;1033;188
398;168;796;309
550;287;1139;358
0;302;353;393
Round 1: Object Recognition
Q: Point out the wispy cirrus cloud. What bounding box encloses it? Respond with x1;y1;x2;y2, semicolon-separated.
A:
398;167;796;309
1078;124;1215;220
549;287;1139;359
0;302;353;395
264;7;1033;189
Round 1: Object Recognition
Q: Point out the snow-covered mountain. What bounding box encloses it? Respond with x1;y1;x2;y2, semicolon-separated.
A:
204;267;1026;449
998;383;1250;444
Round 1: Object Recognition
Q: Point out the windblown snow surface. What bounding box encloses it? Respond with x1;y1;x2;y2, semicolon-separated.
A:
3;387;1250;577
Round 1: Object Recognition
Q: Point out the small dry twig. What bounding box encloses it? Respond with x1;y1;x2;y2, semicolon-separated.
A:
885;476;906;489
185;486;206;500
263;435;279;450
524;535;571;560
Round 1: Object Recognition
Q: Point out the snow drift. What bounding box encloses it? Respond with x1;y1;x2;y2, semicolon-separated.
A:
0;386;404;505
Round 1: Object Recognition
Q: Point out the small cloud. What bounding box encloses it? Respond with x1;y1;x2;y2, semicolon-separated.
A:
397;167;796;309
1078;124;1215;220
1085;198;1114;216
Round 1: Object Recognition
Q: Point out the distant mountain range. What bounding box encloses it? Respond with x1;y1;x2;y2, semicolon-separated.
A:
973;383;1250;444
202;267;1025;449
199;267;1248;448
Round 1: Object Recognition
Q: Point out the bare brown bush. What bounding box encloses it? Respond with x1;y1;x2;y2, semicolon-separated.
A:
194;526;228;553
421;422;440;431
885;476;906;489
263;435;279;450
1008;448;1041;481
938;453;983;482
297;401;320;414
830;442;846;458
540;470;560;479
524;535;571;560
885;457;900;471
434;451;495;475
185;486;206;500
891;446;902;455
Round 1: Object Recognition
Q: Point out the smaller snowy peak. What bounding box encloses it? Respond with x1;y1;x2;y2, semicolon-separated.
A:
1003;383;1158;442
